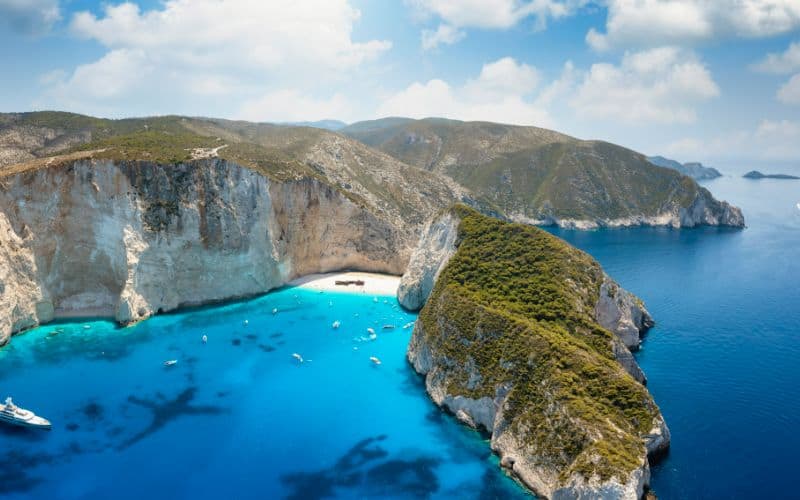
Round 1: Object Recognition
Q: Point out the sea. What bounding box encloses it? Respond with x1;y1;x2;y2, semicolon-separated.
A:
1;175;798;499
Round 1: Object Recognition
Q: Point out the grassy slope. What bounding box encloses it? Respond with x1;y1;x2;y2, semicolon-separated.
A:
418;205;660;482
343;118;700;220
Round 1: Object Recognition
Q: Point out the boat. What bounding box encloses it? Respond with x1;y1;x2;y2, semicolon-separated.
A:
382;324;395;330
369;356;382;365
367;327;375;335
272;308;278;315
202;334;208;344
332;320;341;329
292;353;304;363
164;359;178;367
0;397;51;430
335;279;365;286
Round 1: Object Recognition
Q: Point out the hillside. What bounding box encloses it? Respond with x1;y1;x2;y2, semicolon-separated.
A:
0;112;744;229
405;206;668;498
647;156;722;180
343;118;743;228
0;112;460;233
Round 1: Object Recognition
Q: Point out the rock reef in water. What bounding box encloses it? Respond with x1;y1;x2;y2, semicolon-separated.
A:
405;206;669;499
743;170;800;180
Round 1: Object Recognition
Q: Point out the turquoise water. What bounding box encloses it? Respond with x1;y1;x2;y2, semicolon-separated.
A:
3;176;798;499
548;176;800;499
0;288;529;499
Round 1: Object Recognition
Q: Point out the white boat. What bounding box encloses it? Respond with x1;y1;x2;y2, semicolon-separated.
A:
367;327;375;335
292;353;304;363
0;397;51;430
332;320;341;329
164;359;178;367
202;334;208;344
272;308;278;315
369;356;382;365
382;324;395;330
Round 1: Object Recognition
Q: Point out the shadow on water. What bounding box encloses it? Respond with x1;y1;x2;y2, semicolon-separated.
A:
281;435;440;499
118;387;224;449
0;429;93;496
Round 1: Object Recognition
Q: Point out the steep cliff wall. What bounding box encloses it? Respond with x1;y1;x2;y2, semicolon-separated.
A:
406;206;669;499
0;158;412;345
399;211;653;384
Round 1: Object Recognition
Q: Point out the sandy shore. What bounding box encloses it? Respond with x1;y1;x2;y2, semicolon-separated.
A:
288;271;401;296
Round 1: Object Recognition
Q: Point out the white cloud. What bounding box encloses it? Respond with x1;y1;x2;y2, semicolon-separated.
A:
378;57;552;126
410;0;582;29
570;47;719;124
37;0;390;117
777;74;800;104
666;119;800;161
421;24;466;50
0;0;60;34
752;41;800;74
588;1;800;51
409;0;587;48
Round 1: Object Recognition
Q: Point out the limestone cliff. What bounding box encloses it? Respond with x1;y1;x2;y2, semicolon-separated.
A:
399;211;653;385
0;157;415;345
407;206;669;499
343;118;746;230
397;211;460;310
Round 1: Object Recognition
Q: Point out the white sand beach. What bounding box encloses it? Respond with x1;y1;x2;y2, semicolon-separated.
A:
288;271;401;296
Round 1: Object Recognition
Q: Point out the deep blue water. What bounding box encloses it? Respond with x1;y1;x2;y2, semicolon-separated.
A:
2;176;798;499
548;176;800;499
0;288;528;499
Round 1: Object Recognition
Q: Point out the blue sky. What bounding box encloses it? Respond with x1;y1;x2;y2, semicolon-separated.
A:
1;0;799;170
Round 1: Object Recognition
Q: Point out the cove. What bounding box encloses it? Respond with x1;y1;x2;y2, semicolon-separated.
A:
0;286;530;499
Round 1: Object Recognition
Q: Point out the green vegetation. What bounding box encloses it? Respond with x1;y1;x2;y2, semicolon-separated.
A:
343;117;702;221
417;206;660;482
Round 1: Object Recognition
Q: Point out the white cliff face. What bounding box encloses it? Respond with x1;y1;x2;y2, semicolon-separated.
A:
0;213;53;345
512;188;745;230
595;274;655;384
397;211;460;310
408;320;653;500
0;159;411;344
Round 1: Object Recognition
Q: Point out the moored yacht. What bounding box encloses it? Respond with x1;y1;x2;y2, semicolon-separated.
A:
0;397;52;430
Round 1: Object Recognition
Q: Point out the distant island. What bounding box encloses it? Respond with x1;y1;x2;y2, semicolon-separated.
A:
743;171;800;180
647;155;722;180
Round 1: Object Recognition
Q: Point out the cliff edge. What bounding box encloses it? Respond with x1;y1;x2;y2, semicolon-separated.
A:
405;206;669;499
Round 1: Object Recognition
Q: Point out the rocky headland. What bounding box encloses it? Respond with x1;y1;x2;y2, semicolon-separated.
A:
402;206;668;499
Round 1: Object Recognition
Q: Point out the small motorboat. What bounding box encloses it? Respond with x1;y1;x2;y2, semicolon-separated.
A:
332;320;341;329
243;319;249;326
382;324;395;330
202;334;208;344
0;397;51;430
164;359;178;367
369;356;382;366
292;353;304;363
367;328;375;335
402;322;415;329
272;308;278;315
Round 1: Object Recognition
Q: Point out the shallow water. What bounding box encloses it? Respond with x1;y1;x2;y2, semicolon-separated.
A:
548;176;800;499
3;176;798;499
0;289;529;499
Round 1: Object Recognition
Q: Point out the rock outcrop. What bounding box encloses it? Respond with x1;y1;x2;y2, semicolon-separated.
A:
397;211;460;310
407;206;669;499
0;157;416;345
511;187;744;230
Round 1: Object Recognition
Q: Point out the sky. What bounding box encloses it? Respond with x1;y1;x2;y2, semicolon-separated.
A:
1;0;799;171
